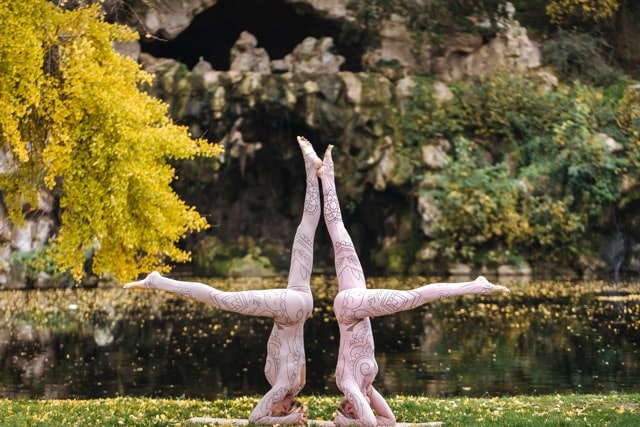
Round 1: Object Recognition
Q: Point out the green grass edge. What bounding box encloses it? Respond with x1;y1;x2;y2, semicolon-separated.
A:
1;393;639;426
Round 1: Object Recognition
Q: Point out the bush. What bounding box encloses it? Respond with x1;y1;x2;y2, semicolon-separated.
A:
543;30;619;86
407;74;631;271
545;0;619;25
455;72;570;155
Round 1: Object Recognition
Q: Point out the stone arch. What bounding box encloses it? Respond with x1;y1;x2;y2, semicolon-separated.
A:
139;0;363;71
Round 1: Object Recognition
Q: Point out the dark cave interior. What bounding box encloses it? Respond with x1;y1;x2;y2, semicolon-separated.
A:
139;0;363;71
132;0;384;271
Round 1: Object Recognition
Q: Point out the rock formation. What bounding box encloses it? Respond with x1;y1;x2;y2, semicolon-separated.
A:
7;1;628;287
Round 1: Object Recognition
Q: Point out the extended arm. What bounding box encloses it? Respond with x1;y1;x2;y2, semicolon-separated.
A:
334;383;378;427
368;387;396;426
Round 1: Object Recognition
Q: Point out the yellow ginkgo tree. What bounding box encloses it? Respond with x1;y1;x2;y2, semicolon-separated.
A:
546;0;620;25
0;1;222;283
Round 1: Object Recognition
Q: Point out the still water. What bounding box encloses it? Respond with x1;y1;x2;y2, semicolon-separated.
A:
1;277;639;399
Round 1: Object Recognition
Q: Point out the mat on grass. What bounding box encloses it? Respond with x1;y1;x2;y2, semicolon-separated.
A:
187;418;443;426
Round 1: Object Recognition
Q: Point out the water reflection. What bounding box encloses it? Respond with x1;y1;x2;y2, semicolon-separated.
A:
1;278;639;399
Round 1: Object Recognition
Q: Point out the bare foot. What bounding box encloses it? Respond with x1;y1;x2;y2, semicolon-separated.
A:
297;135;314;155
317;144;334;178
123;271;161;290
324;144;334;159
475;276;510;293
297;135;323;175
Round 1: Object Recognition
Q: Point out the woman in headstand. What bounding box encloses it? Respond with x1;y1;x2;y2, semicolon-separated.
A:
124;136;323;425
317;143;510;427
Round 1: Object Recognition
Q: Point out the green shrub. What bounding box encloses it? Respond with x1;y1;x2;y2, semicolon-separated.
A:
406;74;632;271
428;137;525;265
456;72;570;150
543;30;619;86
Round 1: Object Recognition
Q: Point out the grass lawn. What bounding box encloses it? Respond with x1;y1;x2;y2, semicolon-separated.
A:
1;393;638;426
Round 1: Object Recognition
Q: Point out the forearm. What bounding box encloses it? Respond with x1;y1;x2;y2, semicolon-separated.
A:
334;413;377;427
375;414;396;426
370;388;396;426
249;412;303;425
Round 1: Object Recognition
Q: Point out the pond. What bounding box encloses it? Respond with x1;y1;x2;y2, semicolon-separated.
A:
1;277;639;400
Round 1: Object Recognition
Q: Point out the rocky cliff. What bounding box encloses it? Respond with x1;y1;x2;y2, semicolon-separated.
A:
127;0;542;279
7;0;605;288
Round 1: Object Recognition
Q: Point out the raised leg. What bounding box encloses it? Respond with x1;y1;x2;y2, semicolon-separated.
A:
335;276;510;320
123;272;293;320
286;137;322;293
320;145;366;291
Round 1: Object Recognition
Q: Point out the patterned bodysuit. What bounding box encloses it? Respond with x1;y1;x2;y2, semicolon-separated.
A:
124;144;321;425
320;146;509;427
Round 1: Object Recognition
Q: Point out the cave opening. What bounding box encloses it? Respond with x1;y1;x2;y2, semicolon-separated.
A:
140;0;364;71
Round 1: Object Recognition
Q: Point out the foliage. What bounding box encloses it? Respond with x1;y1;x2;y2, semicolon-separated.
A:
400;77;464;143
616;84;640;145
394;77;463;186
536;94;621;218
10;245;74;286
542;30;620;86
508;1;638;80
343;0;509;64
0;1;222;282
429;137;526;264
615;84;640;207
545;0;620;25
429;137;587;267
404;73;632;270
11;246;59;277
454;73;568;151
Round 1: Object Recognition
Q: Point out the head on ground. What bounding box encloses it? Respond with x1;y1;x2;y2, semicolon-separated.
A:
270;396;308;418
336;398;357;419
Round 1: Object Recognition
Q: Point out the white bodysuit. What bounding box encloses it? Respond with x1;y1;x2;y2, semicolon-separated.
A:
124;145;321;425
319;145;509;427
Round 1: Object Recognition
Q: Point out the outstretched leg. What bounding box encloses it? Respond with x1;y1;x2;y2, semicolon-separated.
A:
286;136;322;293
320;145;366;291
335;276;510;321
124;273;296;320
